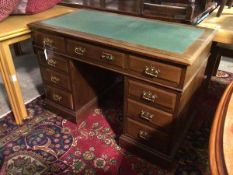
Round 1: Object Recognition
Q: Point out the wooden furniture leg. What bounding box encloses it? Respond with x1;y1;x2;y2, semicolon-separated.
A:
217;0;228;17
205;43;233;88
13;43;24;56
212;50;222;76
205;42;218;87
0;35;30;124
228;0;233;8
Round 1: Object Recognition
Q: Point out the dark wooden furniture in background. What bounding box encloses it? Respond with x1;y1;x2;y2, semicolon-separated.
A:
60;0;218;24
28;10;215;166
217;0;233;17
209;81;233;175
141;0;217;23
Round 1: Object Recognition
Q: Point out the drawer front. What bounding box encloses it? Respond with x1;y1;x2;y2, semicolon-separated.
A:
94;47;125;68
67;39;125;68
128;55;183;87
127;99;173;132
127;79;177;112
38;51;69;73
67;39;97;59
125;118;169;152
45;86;73;109
41;67;71;91
33;32;65;52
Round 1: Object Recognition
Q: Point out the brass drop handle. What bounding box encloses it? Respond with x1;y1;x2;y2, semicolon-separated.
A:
47;58;57;67
53;94;62;102
144;66;160;78
74;47;86;55
138;130;149;141
140;110;154;121
50;75;60;84
43;37;54;48
142;91;157;103
101;52;114;61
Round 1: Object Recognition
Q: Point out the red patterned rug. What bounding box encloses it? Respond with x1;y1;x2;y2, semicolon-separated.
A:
0;70;232;175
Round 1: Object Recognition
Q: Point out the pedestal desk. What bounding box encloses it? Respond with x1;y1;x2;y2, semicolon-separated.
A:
29;10;215;165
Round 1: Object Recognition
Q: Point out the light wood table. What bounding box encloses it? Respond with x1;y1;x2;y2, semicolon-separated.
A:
209;81;233;175
0;5;75;125
198;6;233;45
198;6;233;86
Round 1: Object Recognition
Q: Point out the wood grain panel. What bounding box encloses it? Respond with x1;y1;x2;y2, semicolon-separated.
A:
40;67;71;91
128;55;183;87
127;79;177;112
127;99;173;132
45;85;73;109
37;51;69;73
125;118;169;152
33;32;65;52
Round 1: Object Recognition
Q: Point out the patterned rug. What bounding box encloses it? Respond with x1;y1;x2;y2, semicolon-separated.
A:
0;70;232;175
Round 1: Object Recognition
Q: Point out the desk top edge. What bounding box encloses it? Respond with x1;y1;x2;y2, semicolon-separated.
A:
28;9;216;66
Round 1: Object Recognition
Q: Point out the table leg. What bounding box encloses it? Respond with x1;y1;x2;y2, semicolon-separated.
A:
205;42;219;88
13;43;24;56
0;37;29;124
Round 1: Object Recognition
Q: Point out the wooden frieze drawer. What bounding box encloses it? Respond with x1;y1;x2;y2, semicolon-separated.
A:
67;39;97;59
45;86;73;110
127;79;177;112
128;55;183;87
37;51;69;73
95;47;125;68
126;99;173;132
40;67;71;91
125;118;169;152
67;39;126;68
33;32;65;52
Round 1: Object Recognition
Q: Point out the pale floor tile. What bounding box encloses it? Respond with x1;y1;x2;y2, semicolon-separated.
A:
219;56;233;73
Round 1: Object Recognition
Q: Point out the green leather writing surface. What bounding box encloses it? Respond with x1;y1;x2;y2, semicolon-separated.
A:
43;10;204;54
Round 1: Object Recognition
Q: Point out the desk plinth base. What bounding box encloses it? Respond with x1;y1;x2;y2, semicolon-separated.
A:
45;96;98;124
119;135;175;169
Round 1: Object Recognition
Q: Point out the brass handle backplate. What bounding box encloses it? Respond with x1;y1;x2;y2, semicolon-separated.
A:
140;110;154;121
144;66;160;78
138;130;149;140
53;94;62;102
142;91;157;103
75;47;86;55
47;58;57;67
50;75;60;84
101;52;114;61
43;37;54;48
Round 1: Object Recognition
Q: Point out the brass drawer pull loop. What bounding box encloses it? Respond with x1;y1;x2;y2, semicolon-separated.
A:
101;52;114;61
142;91;157;103
144;66;160;78
53;94;62;102
75;47;86;55
140;110;154;121
43;37;54;48
50;76;60;84
138;130;149;140
47;58;57;67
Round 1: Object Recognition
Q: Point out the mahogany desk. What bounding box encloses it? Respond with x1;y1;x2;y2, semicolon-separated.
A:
29;10;215;165
0;6;75;124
